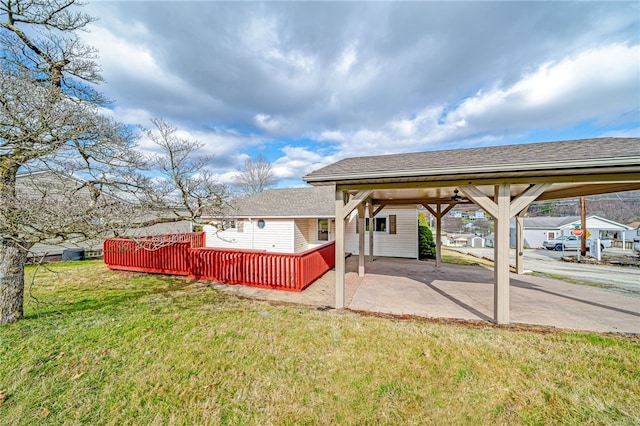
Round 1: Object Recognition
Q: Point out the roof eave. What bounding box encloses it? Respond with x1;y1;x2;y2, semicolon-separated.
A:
303;157;640;184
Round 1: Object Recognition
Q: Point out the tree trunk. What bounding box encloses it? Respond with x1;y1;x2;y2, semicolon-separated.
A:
0;240;28;324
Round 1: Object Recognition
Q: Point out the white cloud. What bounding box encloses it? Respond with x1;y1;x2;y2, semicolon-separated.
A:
310;42;639;162
335;44;358;75
254;113;280;131
443;43;639;131
80;2;638;185
272;146;335;180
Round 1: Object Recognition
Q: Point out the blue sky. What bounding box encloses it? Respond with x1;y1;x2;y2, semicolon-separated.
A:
85;1;640;188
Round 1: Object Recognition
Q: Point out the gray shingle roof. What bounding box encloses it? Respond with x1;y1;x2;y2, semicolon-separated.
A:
304;138;640;183
230;186;335;218
519;216;580;229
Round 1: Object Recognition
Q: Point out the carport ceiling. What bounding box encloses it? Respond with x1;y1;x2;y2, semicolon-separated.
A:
303;138;640;203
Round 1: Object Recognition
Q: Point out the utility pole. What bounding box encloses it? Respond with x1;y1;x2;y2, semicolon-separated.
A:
580;196;587;257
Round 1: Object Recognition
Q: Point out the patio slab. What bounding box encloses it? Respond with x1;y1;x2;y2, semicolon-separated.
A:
211;256;640;334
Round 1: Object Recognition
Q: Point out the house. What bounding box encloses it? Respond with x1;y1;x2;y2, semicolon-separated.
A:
444;233;476;247
204;186;418;258
467;236;484;248
509;215;633;248
625;222;640;243
484;233;495;248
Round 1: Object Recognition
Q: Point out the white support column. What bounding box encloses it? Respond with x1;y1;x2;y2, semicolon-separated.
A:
335;189;346;309
367;201;374;262
515;209;526;275
461;183;550;324
423;202;456;269
435;204;443;268
494;184;511;324
357;204;365;277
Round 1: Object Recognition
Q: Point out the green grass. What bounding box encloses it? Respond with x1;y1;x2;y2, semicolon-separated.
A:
1;260;639;425
442;249;495;268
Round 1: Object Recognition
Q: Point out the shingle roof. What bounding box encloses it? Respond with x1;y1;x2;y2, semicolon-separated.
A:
230;186;335;218
521;216;580;229
304;138;640;183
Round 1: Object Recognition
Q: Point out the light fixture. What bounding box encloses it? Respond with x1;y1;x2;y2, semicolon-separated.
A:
451;189;462;202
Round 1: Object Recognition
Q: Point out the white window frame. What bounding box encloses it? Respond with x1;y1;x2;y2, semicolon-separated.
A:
317;218;330;242
363;217;388;233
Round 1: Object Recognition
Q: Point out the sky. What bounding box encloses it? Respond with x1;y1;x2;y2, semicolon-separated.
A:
83;1;640;188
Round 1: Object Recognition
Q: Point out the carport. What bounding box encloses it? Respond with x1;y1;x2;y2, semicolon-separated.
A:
303;138;640;324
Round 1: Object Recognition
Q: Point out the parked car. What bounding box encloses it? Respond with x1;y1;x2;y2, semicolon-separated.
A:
543;235;610;251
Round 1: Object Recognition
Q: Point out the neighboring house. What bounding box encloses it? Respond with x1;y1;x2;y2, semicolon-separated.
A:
625;222;640;243
467;236;484;248
444;233;476;247
484;234;495;248
509;215;632;248
470;210;485;220
204;186;419;258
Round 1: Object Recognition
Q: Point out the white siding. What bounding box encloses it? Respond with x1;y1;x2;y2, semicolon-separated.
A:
345;207;418;259
306;219;316;245
294;219;310;253
204;219;295;253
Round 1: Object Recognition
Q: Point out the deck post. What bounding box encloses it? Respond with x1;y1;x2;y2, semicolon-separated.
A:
358;203;365;277
335;189;345;309
494;184;511;324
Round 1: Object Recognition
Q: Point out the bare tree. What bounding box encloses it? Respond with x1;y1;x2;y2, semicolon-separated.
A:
0;0;143;324
234;154;275;195
0;1;230;324
141;118;228;225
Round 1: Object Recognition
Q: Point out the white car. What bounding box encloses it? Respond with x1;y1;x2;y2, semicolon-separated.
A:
543;235;610;251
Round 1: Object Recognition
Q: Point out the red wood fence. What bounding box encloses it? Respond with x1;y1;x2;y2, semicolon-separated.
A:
103;233;335;292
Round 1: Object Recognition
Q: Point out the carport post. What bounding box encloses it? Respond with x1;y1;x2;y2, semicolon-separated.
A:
367;200;374;262
494;184;511;324
358;204;365;277
422;202;456;269
515;209;527;275
461;183;549;324
435;204;443;267
335;189;346;309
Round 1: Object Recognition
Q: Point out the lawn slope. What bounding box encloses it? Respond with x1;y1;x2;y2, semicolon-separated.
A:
0;261;638;425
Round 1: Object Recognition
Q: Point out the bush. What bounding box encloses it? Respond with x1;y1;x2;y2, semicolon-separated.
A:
418;213;436;259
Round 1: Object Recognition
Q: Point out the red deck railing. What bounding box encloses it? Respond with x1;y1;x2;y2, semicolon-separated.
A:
103;233;335;292
103;232;205;275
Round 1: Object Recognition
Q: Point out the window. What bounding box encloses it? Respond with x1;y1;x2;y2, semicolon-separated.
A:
236;221;244;233
318;219;329;241
357;215;396;234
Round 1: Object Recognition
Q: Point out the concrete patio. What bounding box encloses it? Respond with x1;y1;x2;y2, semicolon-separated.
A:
211;256;640;334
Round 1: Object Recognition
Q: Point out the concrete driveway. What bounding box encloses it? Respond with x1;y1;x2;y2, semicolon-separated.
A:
212;255;640;334
451;247;640;297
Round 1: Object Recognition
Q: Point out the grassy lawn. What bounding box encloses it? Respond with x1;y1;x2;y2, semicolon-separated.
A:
1;261;638;425
441;248;495;268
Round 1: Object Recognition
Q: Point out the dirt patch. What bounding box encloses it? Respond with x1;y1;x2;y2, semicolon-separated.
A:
562;253;640;267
